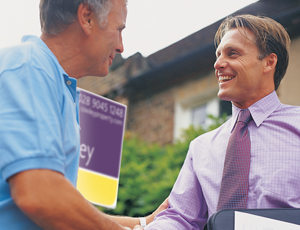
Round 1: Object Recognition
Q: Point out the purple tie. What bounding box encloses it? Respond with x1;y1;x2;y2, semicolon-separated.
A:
217;109;252;211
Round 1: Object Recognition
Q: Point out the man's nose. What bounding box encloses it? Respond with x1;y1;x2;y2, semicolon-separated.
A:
214;56;228;70
116;35;124;54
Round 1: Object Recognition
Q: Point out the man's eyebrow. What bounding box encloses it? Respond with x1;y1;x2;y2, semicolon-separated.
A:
216;45;240;56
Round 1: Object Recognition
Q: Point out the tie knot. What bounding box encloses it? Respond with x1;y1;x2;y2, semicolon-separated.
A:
238;109;251;124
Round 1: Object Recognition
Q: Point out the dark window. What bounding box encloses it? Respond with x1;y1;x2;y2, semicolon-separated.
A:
219;100;232;117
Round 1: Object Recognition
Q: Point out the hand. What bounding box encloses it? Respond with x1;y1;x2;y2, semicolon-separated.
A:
146;196;169;223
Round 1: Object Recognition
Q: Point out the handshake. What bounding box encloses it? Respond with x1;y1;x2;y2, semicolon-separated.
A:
124;226;143;230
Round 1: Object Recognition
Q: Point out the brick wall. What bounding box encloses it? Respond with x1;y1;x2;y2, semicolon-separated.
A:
278;36;300;106
127;88;175;145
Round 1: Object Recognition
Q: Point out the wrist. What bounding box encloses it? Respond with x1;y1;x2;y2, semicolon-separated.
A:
139;217;147;227
145;214;153;225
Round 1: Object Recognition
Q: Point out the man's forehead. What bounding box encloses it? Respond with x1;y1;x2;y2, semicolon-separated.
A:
217;28;256;50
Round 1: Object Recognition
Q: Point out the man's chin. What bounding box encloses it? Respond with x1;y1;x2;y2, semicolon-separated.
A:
96;68;109;77
218;91;232;102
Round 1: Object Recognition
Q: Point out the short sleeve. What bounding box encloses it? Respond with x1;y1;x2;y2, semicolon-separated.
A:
0;62;66;181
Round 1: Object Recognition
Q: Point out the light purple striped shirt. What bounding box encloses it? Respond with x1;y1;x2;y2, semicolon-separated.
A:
145;91;300;230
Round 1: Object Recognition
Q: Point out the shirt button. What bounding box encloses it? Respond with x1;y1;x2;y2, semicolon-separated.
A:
66;80;72;85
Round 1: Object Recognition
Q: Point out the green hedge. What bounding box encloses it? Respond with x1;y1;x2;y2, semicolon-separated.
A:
99;114;227;216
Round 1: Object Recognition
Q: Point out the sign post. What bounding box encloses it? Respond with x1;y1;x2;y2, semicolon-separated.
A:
77;88;126;209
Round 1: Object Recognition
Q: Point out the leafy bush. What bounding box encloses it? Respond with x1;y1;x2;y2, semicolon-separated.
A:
99;114;228;216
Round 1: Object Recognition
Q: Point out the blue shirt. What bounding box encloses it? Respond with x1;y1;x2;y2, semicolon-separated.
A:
0;36;80;229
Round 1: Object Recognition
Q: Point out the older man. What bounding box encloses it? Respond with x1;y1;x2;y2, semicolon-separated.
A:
143;14;300;230
0;0;167;229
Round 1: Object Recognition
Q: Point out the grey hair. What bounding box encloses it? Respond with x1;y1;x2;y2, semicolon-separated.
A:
39;0;113;35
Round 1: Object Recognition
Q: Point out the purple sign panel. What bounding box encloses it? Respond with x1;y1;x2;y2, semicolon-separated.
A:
78;88;126;178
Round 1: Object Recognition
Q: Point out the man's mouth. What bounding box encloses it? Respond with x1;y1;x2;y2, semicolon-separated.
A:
218;75;235;83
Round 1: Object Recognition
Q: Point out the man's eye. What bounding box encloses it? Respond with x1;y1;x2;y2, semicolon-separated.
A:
228;51;238;56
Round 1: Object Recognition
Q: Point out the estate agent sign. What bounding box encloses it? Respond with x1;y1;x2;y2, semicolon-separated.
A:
77;88;126;208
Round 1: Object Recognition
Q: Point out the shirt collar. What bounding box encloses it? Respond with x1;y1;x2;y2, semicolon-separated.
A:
63;74;77;102
230;91;281;130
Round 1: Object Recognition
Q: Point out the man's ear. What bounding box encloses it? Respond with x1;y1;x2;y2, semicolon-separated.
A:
77;3;94;36
263;53;278;74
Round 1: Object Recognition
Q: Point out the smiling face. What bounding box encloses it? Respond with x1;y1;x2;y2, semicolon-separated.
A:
214;28;274;109
87;0;127;77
